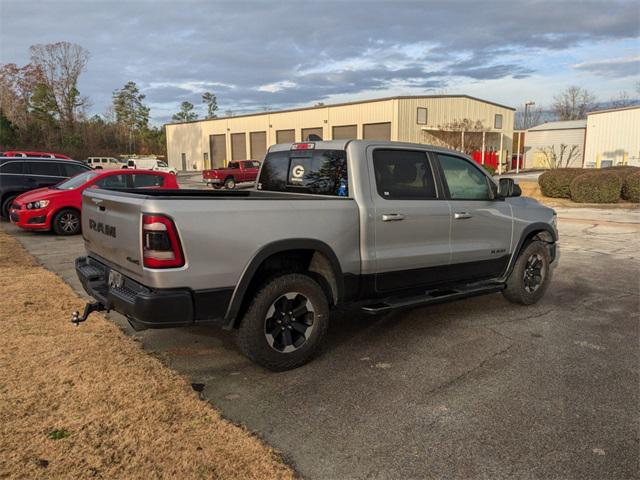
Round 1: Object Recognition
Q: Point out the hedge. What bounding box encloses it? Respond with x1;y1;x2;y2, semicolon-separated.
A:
569;172;622;203
538;168;585;198
622;170;640;202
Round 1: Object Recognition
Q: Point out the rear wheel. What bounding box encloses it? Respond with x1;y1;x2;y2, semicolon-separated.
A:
52;208;81;235
237;273;330;371
224;177;236;189
1;195;17;219
502;240;551;305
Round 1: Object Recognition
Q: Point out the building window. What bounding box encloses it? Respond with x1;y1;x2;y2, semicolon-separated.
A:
494;114;503;130
203;152;209;162
417;107;428;125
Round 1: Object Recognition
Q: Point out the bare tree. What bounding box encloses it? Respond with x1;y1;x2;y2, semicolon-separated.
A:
426;118;489;154
552;86;597;120
29;42;90;131
515;103;543;129
537;144;581;169
609;91;638;109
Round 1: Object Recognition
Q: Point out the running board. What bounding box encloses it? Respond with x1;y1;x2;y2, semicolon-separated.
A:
361;284;505;315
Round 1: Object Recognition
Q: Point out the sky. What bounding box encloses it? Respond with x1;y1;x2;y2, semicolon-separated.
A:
1;0;639;125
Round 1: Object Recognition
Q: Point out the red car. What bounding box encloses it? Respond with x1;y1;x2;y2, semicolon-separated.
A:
3;151;72;159
203;160;260;189
10;169;179;235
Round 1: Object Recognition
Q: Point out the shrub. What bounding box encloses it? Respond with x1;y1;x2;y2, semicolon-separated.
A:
621;170;640;202
569;172;622;203
605;165;640;183
538;168;585;198
482;164;496;175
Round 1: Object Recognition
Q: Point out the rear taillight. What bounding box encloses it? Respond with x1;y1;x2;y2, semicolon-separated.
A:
142;214;184;268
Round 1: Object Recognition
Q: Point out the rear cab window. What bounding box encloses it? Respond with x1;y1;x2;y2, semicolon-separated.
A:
258;148;348;196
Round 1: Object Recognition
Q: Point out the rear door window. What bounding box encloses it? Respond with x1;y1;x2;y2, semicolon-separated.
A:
372;149;437;200
0;161;24;174
132;174;164;187
95;174;129;189
60;163;90;177
26;162;62;177
258;149;348;196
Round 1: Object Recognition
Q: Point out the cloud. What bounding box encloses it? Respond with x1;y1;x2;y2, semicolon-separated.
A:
1;0;638;122
573;56;640;78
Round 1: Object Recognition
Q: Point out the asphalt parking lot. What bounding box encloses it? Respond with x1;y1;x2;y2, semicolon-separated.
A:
2;204;639;480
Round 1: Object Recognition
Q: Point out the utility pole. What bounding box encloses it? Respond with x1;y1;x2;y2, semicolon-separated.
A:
520;100;535;174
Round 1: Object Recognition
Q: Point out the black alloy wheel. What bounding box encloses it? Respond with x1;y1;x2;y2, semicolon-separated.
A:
264;292;315;353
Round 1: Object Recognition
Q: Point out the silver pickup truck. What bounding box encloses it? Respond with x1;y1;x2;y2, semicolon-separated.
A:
74;140;558;370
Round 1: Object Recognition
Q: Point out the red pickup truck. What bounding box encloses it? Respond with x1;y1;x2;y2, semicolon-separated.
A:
202;160;261;189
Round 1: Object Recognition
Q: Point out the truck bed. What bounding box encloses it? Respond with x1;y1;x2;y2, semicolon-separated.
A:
99;188;349;201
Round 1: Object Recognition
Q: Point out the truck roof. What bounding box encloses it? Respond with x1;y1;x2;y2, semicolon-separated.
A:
268;139;468;157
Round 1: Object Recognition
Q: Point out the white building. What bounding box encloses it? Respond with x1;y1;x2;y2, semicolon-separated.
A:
524;120;586;169
583;106;640;168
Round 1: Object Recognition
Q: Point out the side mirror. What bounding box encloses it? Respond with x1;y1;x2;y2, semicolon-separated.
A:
498;178;521;197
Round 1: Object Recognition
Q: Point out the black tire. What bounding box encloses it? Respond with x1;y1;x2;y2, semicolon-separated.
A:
237;273;330;371
502;240;552;305
52;208;81;235
224;177;236;189
1;195;17;219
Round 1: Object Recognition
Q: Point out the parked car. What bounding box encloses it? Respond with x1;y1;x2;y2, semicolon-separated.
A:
87;157;126;170
125;158;177;175
9;169;178;235
0;157;90;218
74;140;558;371
203;160;261;189
3;151;72;159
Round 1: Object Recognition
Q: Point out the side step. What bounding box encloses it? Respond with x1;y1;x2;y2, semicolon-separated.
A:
361;284;505;315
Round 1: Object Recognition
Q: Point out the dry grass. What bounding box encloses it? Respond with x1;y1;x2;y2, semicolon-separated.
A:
0;229;295;479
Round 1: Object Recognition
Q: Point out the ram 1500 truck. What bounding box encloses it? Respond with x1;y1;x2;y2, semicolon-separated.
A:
74;140;558;371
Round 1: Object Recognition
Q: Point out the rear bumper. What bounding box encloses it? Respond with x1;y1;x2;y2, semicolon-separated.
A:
75;256;233;330
203;178;222;184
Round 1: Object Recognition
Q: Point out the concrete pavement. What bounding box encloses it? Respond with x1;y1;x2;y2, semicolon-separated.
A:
2;205;638;479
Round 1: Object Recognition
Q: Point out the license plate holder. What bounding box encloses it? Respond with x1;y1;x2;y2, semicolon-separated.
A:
108;269;124;289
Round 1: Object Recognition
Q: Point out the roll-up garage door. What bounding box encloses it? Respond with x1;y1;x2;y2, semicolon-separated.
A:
332;124;357;139
231;133;247;160
276;129;295;144
363;122;391;141
209;134;226;168
249;131;267;160
301;127;323;141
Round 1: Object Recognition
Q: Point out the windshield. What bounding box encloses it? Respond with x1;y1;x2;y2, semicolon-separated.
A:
54;171;99;190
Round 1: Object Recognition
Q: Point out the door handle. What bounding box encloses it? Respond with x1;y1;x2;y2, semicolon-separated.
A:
382;213;405;222
454;212;472;220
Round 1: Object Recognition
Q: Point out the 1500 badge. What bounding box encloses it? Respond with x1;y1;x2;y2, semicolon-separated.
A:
89;219;116;238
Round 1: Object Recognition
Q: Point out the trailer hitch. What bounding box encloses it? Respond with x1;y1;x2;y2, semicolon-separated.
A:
71;302;107;326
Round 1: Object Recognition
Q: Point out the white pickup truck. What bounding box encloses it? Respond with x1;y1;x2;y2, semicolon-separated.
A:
74;140;558;370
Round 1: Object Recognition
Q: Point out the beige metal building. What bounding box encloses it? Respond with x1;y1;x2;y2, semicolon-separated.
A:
583;106;640;168
523;120;586;169
165;95;515;171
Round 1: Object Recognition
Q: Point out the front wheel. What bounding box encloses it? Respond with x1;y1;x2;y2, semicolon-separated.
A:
237;273;330;371
1;195;17;219
502;240;552;305
52;208;81;235
224;177;236;189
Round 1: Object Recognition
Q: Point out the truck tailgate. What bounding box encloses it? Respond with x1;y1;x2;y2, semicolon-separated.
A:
82;188;146;279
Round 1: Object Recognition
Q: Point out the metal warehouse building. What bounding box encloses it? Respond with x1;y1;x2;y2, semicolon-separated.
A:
583;105;640;168
165;95;515;171
524;120;586;169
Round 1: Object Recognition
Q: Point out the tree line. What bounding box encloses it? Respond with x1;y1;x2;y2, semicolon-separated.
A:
0;41;221;159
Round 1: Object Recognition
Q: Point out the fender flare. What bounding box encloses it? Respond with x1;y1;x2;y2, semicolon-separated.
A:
223;238;344;327
500;222;557;281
